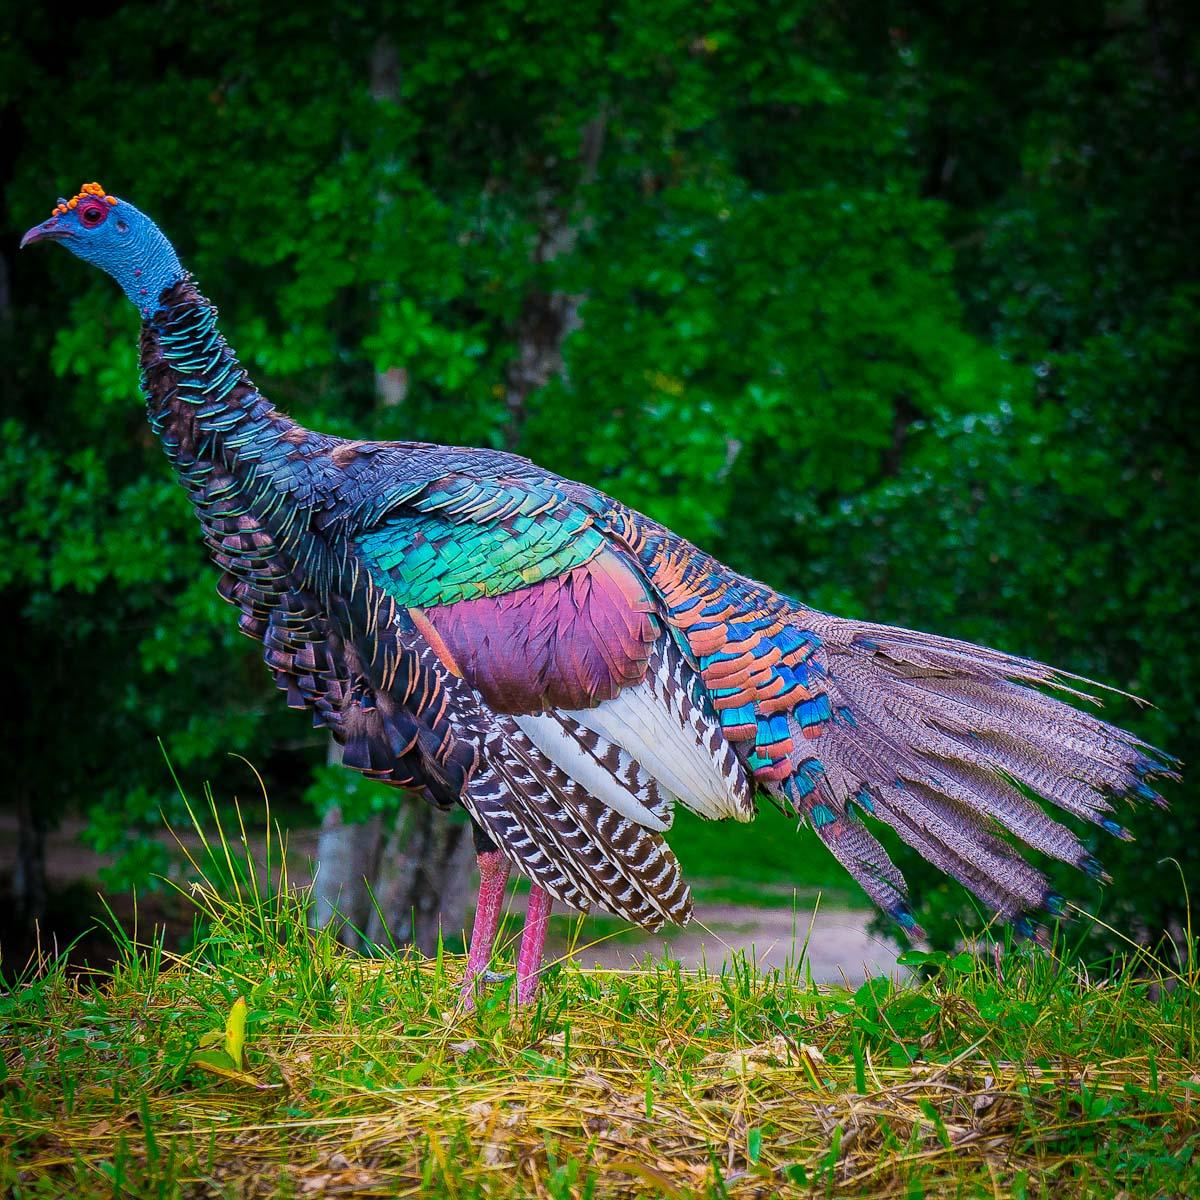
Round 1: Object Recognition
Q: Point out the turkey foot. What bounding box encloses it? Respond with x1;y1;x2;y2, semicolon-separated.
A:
460;851;511;1007
515;884;553;1005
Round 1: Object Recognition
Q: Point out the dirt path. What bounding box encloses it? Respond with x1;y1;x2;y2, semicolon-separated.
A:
0;814;902;985
552;902;902;983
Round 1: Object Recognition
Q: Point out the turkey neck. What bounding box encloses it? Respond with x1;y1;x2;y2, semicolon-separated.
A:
139;276;332;585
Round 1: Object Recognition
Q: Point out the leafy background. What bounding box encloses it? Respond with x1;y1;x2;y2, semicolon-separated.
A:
1;0;1196;952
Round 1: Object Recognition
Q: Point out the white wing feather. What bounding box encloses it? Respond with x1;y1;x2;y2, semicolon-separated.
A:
525;643;748;830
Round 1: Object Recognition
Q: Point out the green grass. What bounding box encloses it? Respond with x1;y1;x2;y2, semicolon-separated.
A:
667;803;855;896
1;807;1198;1198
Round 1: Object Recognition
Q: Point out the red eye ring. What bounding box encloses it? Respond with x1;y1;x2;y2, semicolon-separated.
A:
78;203;108;227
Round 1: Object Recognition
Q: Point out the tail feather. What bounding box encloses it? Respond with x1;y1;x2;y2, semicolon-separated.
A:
857;676;1114;851
913;754;1088;866
870;803;1038;920
921;723;1118;828
911;674;1166;786
811;818;914;928
783;669;1061;922
779;611;1178;931
876;782;1052;914
796;692;1069;918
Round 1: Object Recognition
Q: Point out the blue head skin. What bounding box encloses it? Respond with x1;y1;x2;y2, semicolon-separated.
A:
20;183;184;319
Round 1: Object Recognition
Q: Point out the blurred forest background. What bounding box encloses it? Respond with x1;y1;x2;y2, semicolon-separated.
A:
1;1;1196;963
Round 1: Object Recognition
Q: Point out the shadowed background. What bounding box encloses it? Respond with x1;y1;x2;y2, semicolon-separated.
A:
1;0;1196;969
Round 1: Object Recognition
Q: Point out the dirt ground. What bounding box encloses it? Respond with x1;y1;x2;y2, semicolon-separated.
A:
0;813;903;985
551;901;903;983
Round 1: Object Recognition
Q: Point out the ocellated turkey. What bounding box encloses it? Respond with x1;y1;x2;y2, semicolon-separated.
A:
22;184;1177;1005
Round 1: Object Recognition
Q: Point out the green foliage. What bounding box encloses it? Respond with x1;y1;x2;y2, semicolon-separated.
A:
303;761;398;825
1;2;1196;947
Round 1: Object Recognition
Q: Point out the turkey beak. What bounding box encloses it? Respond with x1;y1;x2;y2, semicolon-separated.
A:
20;217;72;249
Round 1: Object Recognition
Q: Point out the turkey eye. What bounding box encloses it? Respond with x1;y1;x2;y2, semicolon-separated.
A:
80;205;106;226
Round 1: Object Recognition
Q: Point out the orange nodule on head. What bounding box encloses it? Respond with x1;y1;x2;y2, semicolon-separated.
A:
52;182;118;217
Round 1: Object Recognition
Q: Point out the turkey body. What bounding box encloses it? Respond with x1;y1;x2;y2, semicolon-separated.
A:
143;277;1173;940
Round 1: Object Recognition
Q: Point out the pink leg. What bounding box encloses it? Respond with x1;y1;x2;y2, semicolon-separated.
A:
516;884;553;1006
460;851;511;1004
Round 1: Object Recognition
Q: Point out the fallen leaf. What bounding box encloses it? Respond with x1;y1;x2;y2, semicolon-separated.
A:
224;997;248;1070
189;1048;280;1090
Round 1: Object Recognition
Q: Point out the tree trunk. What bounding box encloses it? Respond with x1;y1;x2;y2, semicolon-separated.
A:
363;805;476;955
312;785;475;954
504;110;607;449
12;785;47;930
310;35;475;955
0;259;45;934
310;742;382;949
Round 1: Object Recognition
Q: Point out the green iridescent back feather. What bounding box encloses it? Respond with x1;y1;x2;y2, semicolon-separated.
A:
359;504;604;607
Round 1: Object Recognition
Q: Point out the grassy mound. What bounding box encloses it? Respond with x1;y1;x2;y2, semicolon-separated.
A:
1;818;1198;1197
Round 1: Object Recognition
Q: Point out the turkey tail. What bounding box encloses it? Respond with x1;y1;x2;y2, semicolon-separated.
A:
788;611;1178;934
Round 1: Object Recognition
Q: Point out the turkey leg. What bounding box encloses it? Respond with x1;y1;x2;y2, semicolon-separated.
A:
515;884;553;1005
459;850;511;1004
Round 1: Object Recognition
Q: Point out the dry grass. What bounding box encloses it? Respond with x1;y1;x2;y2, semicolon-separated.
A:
2;808;1198;1198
